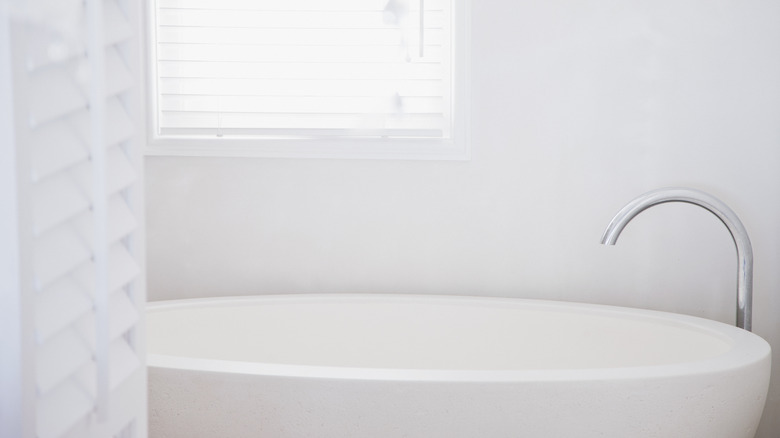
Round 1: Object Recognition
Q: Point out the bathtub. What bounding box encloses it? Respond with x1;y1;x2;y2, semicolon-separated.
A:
147;294;770;438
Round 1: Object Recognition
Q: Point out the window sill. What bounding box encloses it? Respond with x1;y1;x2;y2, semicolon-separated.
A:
145;136;470;161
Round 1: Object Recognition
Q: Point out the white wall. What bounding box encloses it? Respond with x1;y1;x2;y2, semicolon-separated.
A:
145;0;780;436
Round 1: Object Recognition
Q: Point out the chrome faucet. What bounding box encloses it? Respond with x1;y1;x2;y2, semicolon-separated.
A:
601;188;754;331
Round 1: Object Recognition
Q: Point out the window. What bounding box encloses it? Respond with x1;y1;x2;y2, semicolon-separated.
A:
146;0;470;159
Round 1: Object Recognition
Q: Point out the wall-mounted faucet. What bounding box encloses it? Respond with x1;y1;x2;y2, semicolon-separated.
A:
601;188;753;331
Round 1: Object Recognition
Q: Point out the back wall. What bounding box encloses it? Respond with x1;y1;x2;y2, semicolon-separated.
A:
145;0;780;436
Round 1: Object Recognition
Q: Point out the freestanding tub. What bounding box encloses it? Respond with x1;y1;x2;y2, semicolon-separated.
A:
147;294;771;438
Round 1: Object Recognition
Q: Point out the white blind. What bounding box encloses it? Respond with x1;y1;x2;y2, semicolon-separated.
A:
153;0;453;139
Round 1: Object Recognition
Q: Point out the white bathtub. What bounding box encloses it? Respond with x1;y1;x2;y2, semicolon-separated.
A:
147;294;771;438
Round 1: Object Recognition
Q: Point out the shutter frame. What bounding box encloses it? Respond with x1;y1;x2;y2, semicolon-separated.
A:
2;0;148;436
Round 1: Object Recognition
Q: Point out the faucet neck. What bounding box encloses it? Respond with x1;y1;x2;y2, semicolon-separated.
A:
601;188;753;331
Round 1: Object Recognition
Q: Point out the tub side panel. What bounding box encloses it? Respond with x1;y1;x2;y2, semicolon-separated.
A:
149;359;769;438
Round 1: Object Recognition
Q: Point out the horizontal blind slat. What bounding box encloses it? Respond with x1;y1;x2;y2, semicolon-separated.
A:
157;27;444;46
158;44;443;63
158;61;443;80
158;10;445;29
160;95;444;114
160;78;444;97
161;127;444;138
158;0;448;11
160;111;444;130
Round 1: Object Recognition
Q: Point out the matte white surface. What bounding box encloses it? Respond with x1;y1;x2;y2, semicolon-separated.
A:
145;0;780;435
149;295;734;371
147;295;770;437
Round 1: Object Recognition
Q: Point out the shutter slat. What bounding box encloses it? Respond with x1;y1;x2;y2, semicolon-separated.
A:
72;147;137;197
109;292;139;340
66;242;140;306
32;168;90;236
36;380;93;438
29;64;88;127
25;0;132;72
107;195;138;242
36;276;92;344
32;110;134;240
77;292;138;347
104;0;133;47
104;48;134;98
105;147;138;193
30;120;88;182
32;150;135;238
72;98;135;147
103;100;135;146
73;195;138;250
34;228;92;291
36;326;92;395
108;244;141;292
65;49;132;103
75;338;141;395
22;0;86;72
109;339;141;390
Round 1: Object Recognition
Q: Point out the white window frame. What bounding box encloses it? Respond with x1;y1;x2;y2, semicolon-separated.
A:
144;0;470;160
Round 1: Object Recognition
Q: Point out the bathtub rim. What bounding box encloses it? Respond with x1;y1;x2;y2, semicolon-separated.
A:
146;294;771;383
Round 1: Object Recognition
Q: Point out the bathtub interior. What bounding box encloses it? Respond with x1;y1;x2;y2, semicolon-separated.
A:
146;295;737;371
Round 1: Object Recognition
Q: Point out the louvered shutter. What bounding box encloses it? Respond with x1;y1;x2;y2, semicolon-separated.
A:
152;0;453;140
1;0;147;437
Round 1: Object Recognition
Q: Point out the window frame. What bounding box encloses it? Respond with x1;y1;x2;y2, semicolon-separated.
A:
144;0;471;160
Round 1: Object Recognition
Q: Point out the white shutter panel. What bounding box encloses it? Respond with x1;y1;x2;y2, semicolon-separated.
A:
2;0;147;437
152;0;453;139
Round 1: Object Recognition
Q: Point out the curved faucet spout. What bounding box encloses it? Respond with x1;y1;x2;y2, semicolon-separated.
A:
600;188;753;331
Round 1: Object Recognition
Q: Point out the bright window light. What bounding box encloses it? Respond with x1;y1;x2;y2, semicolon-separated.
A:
147;0;470;159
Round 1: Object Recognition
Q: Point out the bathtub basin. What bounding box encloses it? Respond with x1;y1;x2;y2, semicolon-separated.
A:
147;294;770;438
